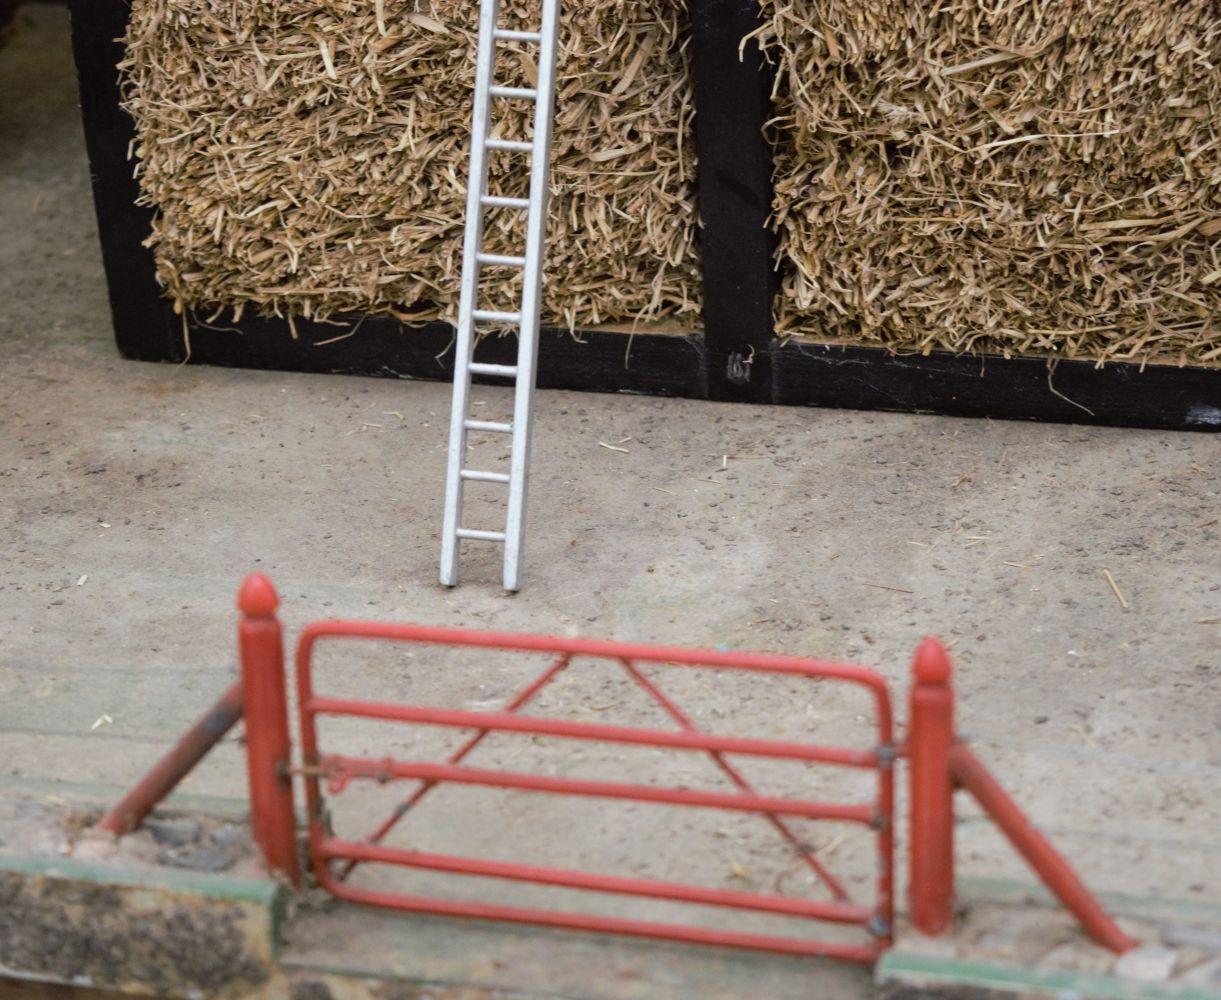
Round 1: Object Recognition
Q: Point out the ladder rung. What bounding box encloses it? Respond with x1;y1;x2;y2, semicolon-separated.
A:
473;309;522;324
486;139;533;153
465;419;513;433
457;528;507;542
490;86;539;100
494;29;542;42
481;196;530;210
477;253;527;268
461;469;512;484
469;362;519;378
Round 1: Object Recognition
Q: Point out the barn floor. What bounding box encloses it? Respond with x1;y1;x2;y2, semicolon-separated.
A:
1;6;1219;997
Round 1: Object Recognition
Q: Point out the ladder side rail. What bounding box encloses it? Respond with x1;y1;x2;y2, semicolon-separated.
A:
502;0;562;592
441;0;503;587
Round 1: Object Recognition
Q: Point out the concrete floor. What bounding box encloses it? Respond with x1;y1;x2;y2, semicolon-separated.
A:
1;3;1219;980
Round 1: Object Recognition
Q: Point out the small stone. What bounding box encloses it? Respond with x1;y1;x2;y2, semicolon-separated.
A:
208;823;251;849
160;844;238;873
1115;945;1177;982
1038;941;1115;976
26;827;72;856
117;831;164;864
1162;922;1221;952
144;816;202;847
72;832;120;862
290;980;336;1000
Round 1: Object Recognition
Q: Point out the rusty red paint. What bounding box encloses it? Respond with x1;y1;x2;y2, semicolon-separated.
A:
906;637;956;935
950;744;1135;954
96;681;243;837
318;752;877;823
296;620;896;962
320;837;876;925
324;874;881;963
238;573;300;887
618;655;853;901
336;652;575;881
308;696;880;768
96;574;1135;965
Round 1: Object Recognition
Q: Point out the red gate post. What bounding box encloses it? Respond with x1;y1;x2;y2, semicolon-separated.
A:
238;573;300;887
907;637;955;935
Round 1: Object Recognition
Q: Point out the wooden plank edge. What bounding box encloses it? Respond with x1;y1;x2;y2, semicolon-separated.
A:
772;340;1221;432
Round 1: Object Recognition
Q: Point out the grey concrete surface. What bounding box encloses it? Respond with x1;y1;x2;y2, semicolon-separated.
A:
1;6;1219;989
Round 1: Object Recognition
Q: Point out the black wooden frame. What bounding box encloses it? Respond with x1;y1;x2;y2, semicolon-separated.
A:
68;0;1219;430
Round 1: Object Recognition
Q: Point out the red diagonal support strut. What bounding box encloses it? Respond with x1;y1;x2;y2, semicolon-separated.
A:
950;744;1135;954
97;681;243;836
617;658;852;902
339;653;573;878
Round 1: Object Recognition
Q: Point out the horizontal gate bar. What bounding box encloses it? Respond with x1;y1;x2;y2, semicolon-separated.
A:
319;837;875;925
319;754;876;824
299;622;893;728
319;873;880;963
308;696;880;768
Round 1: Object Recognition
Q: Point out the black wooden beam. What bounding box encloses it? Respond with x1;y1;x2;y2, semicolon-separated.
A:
67;0;183;363
180;313;707;399
690;0;777;404
773;342;1221;431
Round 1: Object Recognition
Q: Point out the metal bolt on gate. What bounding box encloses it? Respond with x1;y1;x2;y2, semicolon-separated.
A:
98;573;1135;963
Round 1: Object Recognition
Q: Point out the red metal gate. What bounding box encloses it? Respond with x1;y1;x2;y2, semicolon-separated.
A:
295;621;896;963
98;575;1137;961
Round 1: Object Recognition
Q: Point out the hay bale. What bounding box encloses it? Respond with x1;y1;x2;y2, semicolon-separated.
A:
756;0;1220;364
119;0;700;332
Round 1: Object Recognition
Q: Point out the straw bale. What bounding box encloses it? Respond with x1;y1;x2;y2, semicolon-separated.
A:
119;0;700;332
756;0;1220;364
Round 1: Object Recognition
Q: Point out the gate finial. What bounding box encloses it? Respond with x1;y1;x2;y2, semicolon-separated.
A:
239;572;279;618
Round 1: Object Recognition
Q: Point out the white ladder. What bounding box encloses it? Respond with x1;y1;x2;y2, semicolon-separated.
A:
440;0;561;592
